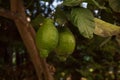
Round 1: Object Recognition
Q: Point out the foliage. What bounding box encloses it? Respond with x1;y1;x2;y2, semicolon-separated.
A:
108;0;120;12
70;8;95;38
62;0;82;6
94;18;120;37
0;0;120;80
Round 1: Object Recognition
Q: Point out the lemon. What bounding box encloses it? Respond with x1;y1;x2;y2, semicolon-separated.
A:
36;18;59;58
55;27;76;61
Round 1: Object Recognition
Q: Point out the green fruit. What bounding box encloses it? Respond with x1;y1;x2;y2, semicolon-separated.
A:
36;18;59;58
55;27;76;61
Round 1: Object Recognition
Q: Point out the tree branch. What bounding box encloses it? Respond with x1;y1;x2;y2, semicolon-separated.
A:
10;0;43;80
0;7;16;20
15;18;43;80
9;0;54;80
0;1;54;80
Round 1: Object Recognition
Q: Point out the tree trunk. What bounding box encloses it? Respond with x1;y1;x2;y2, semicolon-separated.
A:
11;0;54;80
0;0;54;80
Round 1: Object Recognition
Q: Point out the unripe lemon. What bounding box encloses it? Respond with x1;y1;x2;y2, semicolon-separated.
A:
55;27;76;61
36;18;59;58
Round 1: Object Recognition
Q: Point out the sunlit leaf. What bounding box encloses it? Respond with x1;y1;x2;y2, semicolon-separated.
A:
94;18;120;37
108;0;120;12
70;8;95;39
62;0;82;6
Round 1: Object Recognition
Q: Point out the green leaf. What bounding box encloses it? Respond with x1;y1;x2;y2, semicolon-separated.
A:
31;14;44;27
91;0;106;9
70;8;95;38
62;0;82;6
109;0;120;12
94;18;120;37
55;7;67;25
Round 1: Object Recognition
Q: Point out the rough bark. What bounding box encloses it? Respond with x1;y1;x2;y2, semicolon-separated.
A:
0;0;54;80
10;0;43;80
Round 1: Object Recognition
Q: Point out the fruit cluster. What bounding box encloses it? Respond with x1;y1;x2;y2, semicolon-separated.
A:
36;18;76;61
